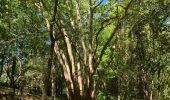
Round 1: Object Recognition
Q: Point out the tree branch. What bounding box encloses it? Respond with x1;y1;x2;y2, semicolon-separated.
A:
93;0;104;11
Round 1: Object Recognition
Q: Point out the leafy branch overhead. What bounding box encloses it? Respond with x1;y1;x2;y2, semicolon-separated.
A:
0;0;170;100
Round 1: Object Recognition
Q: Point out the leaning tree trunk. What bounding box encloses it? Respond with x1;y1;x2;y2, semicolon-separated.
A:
40;0;58;100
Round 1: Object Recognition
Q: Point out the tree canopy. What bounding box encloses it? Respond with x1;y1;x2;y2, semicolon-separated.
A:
0;0;170;100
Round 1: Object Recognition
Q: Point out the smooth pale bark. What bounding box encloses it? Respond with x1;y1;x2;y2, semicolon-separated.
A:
38;0;133;99
54;42;74;99
55;0;133;99
60;20;75;77
84;0;95;99
149;80;153;100
75;0;86;96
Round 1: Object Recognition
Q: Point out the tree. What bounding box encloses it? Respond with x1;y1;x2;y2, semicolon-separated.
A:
36;0;135;99
0;0;170;100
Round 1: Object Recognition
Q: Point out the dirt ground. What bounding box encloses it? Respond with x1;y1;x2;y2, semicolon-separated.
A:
0;87;41;100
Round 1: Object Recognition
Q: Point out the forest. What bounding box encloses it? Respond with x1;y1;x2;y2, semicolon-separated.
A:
0;0;170;100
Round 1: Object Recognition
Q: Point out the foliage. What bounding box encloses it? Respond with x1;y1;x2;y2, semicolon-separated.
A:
0;0;170;100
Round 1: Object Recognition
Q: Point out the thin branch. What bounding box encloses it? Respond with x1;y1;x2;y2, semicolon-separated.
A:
96;23;120;69
124;0;134;16
94;0;134;69
94;16;117;55
93;0;104;11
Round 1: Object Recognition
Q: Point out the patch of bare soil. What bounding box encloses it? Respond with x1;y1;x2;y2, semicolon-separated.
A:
0;87;41;100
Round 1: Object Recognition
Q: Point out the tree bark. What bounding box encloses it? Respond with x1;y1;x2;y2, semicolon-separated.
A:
11;56;16;98
51;66;56;100
136;31;149;100
0;55;5;78
39;0;58;100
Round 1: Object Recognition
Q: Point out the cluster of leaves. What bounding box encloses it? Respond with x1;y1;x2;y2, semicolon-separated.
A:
0;0;170;99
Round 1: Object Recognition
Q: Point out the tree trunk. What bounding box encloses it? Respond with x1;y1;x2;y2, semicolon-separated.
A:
42;39;55;100
11;56;16;98
51;66;56;100
0;55;5;78
136;31;149;100
41;0;58;99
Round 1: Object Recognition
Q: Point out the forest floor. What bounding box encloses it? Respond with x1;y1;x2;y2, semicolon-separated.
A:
0;87;42;100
